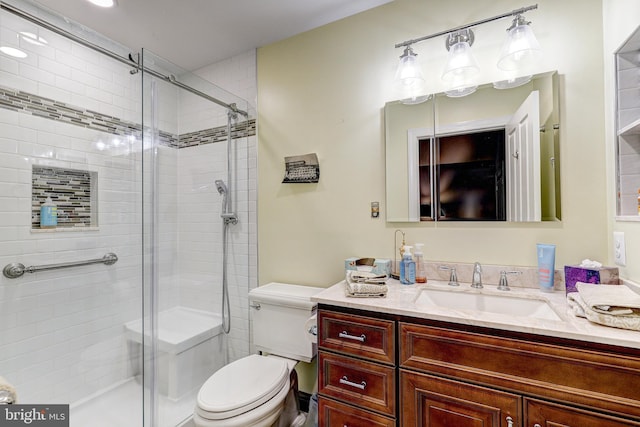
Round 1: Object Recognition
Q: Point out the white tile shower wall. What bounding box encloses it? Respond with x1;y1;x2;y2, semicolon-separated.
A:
0;7;144;404
0;11;141;124
0;109;143;404
157;145;180;310
184;50;257;362
1;4;257;406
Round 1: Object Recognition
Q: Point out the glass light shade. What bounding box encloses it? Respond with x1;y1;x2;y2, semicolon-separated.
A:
497;23;541;71
395;48;425;89
442;41;479;93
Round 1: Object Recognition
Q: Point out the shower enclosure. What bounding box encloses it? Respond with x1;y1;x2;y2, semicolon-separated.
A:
0;1;256;426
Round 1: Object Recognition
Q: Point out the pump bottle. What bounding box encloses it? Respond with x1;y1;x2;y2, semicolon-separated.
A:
414;243;426;283
40;197;57;229
400;246;416;285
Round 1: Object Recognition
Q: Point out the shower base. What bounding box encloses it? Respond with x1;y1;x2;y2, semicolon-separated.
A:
71;377;196;427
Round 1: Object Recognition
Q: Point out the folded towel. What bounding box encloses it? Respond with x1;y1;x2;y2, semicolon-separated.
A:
567;292;640;331
576;282;640;316
345;271;388;298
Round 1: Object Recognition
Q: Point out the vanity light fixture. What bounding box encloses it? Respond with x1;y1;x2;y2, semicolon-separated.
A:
497;14;542;71
441;29;480;97
394;45;427;103
394;4;540;97
87;0;117;7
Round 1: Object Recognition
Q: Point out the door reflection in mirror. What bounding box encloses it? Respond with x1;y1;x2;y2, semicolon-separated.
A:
419;130;506;221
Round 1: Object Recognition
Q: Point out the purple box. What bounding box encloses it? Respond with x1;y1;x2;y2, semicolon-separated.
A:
564;265;620;294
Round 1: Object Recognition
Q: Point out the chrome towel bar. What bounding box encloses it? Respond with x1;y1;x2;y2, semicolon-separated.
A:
3;253;118;279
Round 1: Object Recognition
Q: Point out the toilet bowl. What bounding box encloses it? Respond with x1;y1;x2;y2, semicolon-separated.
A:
193;283;323;427
194;355;295;427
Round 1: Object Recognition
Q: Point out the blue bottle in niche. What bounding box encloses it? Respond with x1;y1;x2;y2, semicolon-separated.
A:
40;197;57;229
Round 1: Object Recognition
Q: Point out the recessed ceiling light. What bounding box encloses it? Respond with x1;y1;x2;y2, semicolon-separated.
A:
0;46;28;58
19;32;48;46
87;0;117;7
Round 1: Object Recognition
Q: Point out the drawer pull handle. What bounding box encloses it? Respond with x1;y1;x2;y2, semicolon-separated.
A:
338;331;366;342
339;376;366;390
506;416;513;427
533;424;541;427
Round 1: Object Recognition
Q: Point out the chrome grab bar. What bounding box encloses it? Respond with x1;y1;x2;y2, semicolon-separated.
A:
3;253;118;279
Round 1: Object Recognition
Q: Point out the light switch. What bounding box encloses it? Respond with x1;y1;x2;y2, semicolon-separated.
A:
371;202;380;218
613;231;626;266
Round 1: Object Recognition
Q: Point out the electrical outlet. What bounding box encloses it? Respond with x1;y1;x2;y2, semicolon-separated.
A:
613;231;626;266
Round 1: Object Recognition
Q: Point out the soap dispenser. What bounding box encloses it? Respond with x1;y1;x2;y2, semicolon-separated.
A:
414;243;426;283
40;197;57;229
400;245;415;285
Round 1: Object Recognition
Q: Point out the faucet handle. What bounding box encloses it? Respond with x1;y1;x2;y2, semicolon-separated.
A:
439;265;459;287
497;270;522;291
471;262;483;289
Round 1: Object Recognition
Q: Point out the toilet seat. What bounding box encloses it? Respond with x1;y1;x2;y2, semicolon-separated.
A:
195;354;291;424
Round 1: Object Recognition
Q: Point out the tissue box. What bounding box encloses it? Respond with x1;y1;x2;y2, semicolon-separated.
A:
345;258;391;277
564;265;620;294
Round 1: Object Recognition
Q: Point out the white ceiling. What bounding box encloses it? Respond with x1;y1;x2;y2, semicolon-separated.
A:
33;0;392;71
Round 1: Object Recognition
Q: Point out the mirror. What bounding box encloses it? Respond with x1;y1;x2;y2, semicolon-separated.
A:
385;71;560;222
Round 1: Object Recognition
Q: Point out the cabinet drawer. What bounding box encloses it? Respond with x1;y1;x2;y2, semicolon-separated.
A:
318;309;395;365
400;322;640;419
318;396;395;427
525;398;640;427
401;370;521;427
319;351;396;416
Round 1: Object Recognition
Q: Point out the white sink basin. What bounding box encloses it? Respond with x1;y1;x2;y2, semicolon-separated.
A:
414;287;563;321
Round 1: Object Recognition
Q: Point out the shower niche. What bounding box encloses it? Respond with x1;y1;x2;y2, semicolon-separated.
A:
31;165;98;230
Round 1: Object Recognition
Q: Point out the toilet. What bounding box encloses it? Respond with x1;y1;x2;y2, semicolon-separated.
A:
193;282;323;427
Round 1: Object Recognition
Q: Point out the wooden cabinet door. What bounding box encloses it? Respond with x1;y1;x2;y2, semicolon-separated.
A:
525;398;640;427
401;370;521;427
318;396;395;427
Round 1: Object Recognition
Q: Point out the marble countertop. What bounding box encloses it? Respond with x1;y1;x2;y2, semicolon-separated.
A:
312;279;640;350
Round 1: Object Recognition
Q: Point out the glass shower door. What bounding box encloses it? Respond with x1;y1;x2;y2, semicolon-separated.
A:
140;48;251;427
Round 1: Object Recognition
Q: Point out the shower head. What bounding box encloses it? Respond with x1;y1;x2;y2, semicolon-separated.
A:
215;180;227;195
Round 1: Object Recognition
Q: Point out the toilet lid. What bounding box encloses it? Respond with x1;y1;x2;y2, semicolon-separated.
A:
197;354;290;418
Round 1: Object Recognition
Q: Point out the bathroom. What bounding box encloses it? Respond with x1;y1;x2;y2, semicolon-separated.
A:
1;0;639;426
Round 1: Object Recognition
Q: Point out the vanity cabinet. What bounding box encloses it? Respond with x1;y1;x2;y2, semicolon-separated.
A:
317;305;640;427
317;310;396;426
400;321;640;426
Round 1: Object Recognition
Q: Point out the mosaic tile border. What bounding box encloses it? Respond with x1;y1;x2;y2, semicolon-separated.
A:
0;85;255;149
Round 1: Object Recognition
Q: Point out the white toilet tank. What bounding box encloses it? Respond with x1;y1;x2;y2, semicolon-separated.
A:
249;282;324;363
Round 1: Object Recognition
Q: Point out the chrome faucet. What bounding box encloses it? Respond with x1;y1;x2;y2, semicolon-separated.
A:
471;262;483;289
